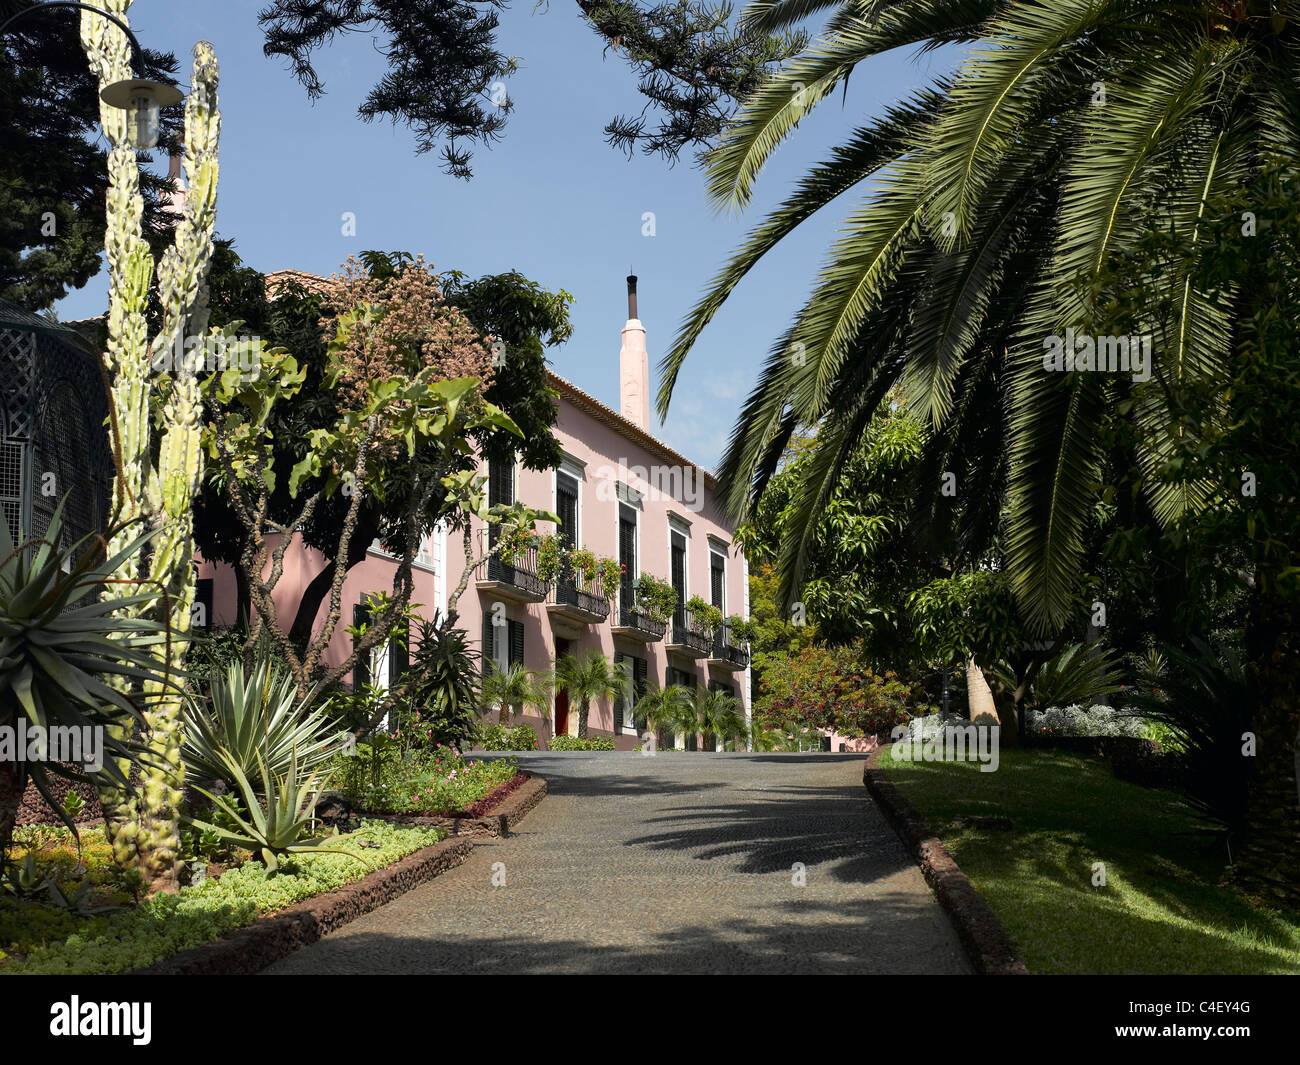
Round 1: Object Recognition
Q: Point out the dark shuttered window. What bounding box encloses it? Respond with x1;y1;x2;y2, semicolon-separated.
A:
618;503;637;607
354;601;372;689
488;458;513;549
710;552;725;610
670;530;687;624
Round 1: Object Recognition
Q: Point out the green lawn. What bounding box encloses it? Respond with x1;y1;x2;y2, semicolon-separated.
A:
879;744;1300;974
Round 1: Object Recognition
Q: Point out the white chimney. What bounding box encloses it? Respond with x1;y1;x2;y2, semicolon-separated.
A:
619;274;649;429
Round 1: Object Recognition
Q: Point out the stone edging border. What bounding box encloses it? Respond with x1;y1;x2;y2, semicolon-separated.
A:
132;834;474;975
362;772;548;837
863;751;1029;975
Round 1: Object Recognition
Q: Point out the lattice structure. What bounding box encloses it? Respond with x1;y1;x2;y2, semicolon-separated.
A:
0;301;112;552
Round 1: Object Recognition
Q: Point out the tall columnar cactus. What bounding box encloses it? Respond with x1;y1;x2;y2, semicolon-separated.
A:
80;1;220;888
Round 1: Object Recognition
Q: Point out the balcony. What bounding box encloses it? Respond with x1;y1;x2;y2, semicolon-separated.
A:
707;622;750;672
665;607;713;658
475;538;548;604
546;567;611;632
610;594;667;643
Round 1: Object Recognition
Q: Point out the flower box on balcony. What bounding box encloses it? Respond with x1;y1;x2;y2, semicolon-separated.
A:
665;608;714;658
706;622;750;671
546;571;611;631
476;544;548;603
610;601;667;643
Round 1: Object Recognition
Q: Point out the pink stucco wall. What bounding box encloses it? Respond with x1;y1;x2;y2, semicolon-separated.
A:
198;376;751;750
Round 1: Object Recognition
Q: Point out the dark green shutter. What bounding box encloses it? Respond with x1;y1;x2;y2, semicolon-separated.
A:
353;601;372;689
710;554;725;608
613;651;625;732
508;618;525;667
481;610;495;677
670;531;686;620
388;618;410;686
618;504;636;605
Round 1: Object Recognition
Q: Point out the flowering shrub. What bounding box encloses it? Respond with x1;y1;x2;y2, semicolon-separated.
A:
495;525;535;567
1025;704;1146;739
754;641;924;738
342;744;519;814
479;724;540;751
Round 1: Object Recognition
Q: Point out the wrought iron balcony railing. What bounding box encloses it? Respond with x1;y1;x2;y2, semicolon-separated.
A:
611;589;667;641
547;565;611;623
478;534;549;601
668;606;714;657
710;621;751;669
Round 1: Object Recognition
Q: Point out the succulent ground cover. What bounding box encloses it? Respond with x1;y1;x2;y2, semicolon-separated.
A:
1;820;442;974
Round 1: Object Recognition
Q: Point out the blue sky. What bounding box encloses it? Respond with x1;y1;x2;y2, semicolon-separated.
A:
58;2;950;469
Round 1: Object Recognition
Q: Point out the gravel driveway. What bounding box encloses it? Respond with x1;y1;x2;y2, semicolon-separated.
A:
265;752;970;974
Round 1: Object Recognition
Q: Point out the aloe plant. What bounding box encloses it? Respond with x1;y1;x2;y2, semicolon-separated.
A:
0;509;175;847
183;656;344;789
188;750;363;874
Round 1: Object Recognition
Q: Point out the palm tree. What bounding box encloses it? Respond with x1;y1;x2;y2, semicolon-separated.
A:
480;661;551;726
659;0;1300;901
551;649;631;738
636;683;695;750
694;687;750;751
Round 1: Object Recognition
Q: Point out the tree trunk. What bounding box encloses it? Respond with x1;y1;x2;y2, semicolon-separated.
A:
966;658;1000;724
578;700;589;738
288;526;374;650
0;758;28;852
498;701;509;726
1235;587;1300;907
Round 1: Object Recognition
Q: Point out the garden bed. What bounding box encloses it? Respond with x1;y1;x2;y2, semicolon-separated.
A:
0;820;450;975
133;834;472;975
358;772;547;837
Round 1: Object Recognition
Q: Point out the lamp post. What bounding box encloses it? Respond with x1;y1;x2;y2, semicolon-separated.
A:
0;1;183;148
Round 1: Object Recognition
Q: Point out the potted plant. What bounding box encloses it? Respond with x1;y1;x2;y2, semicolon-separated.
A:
535;534;563;582
726;616;758;644
596;557;623;600
634;573;678;623
496;524;534;567
686;595;723;637
568;546;598;588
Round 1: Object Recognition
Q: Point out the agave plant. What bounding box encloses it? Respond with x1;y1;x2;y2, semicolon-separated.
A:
183;656;344;790
188;750;362;874
0;508;176;846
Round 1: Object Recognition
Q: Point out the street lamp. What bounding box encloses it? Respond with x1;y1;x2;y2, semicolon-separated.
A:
0;1;183;149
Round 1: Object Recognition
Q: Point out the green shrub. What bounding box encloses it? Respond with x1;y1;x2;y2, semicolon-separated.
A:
333;743;518;813
548;735;616;751
479;724;540;751
1;821;441;974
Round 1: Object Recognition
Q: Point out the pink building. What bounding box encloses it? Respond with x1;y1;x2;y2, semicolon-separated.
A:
197;276;751;749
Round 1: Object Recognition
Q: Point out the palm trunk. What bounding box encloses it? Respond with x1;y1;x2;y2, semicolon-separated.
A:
498;701;509;726
1235;586;1300;906
966;658;999;724
578;699;589;738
